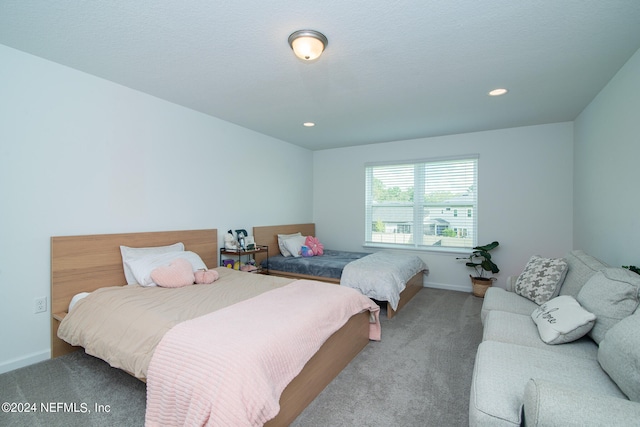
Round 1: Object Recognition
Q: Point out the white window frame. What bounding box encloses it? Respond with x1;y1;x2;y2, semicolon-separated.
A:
364;155;478;253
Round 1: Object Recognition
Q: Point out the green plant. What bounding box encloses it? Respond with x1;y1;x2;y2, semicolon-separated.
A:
623;265;640;275
458;241;500;278
442;228;457;237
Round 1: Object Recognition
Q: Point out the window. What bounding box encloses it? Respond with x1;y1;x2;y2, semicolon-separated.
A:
365;155;478;251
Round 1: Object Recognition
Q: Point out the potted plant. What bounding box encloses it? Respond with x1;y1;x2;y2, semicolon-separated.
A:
458;241;500;297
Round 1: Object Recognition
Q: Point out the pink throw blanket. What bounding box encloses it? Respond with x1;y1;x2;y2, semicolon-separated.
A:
145;280;380;427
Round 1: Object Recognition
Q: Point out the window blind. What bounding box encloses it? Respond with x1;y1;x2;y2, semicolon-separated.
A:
365;156;478;251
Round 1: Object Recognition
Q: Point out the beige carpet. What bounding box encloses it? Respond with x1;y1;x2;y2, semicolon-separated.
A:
293;287;484;426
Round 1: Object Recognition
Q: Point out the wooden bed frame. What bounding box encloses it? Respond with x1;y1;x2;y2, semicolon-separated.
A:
253;223;424;319
50;228;369;426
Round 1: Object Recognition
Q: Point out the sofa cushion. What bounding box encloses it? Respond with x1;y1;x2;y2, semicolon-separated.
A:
558;250;608;298
598;312;640;403
514;255;568;305
469;341;627;427
483;310;598;360
576;268;640;344
531;296;596;345
523;379;640;427
480;287;538;324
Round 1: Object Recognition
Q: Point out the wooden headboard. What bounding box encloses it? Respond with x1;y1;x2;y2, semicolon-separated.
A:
253;224;316;258
51;229;217;357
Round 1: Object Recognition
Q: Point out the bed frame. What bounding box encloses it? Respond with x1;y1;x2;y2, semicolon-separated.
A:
253;223;424;319
51;228;369;426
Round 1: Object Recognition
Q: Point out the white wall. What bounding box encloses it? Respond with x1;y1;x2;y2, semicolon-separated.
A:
0;44;313;373
574;48;640;265
313;123;574;292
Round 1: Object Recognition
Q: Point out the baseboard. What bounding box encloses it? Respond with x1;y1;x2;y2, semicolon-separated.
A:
424;281;472;293
0;350;50;375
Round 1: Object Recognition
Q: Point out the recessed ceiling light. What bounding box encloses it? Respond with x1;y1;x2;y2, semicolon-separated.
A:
303;122;315;127
488;88;508;96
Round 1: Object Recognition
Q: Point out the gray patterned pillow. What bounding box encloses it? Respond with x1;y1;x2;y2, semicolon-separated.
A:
515;255;569;305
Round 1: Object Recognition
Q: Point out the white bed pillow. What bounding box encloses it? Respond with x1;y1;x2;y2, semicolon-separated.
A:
126;251;207;287
120;242;184;285
68;292;91;312
282;235;307;258
531;295;596;344
277;233;301;257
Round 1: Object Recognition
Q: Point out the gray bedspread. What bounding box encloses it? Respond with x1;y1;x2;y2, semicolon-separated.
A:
263;250;370;279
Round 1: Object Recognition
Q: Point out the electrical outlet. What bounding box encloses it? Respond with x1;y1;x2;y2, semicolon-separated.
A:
35;297;47;314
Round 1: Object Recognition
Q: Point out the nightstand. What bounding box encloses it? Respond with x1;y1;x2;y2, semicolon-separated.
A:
220;245;269;273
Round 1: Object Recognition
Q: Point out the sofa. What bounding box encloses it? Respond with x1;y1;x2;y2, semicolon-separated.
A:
470;250;640;426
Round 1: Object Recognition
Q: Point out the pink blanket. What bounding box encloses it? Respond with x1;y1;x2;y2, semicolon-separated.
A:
145;280;380;426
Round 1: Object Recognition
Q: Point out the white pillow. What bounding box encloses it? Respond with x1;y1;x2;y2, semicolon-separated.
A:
120;242;184;285
277;233;301;257
282;235;307;258
598;312;640;402
531;295;596;345
126;251;207;287
576;268;640;344
68;292;91;312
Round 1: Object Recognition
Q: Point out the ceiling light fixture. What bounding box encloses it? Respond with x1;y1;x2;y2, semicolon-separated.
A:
488;88;508;96
303;122;316;127
288;30;328;61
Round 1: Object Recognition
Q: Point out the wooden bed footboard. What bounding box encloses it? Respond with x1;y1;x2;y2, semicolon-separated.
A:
265;311;369;426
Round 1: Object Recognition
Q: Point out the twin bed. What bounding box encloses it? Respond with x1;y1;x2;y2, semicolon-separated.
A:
51;229;379;426
253;223;427;319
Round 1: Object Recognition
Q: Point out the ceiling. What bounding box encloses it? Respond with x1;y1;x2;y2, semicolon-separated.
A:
2;1;640;151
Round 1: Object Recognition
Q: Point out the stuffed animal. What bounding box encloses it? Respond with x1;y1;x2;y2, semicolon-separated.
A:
240;264;258;272
150;258;195;288
224;230;239;251
305;236;324;256
195;269;219;284
301;245;314;257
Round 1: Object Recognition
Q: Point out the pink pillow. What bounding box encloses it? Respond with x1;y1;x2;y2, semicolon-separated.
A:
150;258;195;288
194;269;219;284
305;236;324;256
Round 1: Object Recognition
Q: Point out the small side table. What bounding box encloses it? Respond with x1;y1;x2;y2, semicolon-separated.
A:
220;245;269;273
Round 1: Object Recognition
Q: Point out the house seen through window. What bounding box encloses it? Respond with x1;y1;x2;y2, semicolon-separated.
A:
364;156;478;251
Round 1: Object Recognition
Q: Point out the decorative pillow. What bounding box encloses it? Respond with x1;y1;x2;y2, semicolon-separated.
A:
126;251;207;287
300;245;314;257
120;242;184;285
282;235;307;258
194;269;219;284
515;255;569;304
598;312;640;402
576;268;640;344
277;233;301;257
531;295;596;344
305;235;324;256
150;258;195;288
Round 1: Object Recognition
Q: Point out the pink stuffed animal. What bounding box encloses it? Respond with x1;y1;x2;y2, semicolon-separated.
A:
150;258;195;288
194;269;219;284
305;236;324;256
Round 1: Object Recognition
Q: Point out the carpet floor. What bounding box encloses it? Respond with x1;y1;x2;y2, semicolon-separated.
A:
0;287;483;426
